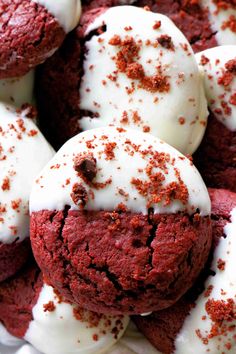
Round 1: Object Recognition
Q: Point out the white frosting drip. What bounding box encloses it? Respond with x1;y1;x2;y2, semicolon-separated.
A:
30;127;210;216
15;345;41;354
79;6;208;155
0;103;55;244
175;207;236;354
0;71;34;107
32;0;81;33
201;0;236;45
196;46;236;131
25;284;129;354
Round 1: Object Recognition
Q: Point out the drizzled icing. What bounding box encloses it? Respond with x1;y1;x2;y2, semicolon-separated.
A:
196;46;236;131
175;207;236;354
32;0;81;33
201;0;236;45
79;6;208;155
0;103;54;244
25;284;129;354
30;127;210;216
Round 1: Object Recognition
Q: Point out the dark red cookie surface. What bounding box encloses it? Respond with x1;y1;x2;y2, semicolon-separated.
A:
133;188;236;354
0;238;31;283
0;259;42;338
31;209;212;315
0;0;66;78
194;112;236;193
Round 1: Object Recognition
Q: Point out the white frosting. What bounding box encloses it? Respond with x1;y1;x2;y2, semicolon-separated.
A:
107;322;160;354
196;46;236;131
175;207;236;354
0;103;55;244
0;322;160;354
201;0;236;45
0;71;34;108
32;0;81;33
25;284;129;354
0;324;24;347
30;127;210;216
79;6;208;155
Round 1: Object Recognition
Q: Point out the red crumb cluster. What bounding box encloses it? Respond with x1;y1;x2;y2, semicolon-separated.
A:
222;15;236;33
73;308;125;340
213;0;236;12
43;301;56;312
108;35;170;93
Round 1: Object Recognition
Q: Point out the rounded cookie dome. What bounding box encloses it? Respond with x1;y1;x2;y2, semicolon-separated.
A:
30;127;212;315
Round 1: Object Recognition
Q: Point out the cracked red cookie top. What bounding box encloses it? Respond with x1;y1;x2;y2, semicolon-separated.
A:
0;0;81;78
133;188;236;354
30;127;212;315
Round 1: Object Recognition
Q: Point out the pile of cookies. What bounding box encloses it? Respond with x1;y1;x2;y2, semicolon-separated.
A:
0;1;236;354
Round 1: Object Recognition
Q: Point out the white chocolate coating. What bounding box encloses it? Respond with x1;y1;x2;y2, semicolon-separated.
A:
0;322;160;354
196;46;236;131
32;0;81;33
0;71;34;108
79;6;208;155
0;324;24;347
175;207;236;354
25;284;129;354
201;0;236;45
0;103;55;244
30;127;210;216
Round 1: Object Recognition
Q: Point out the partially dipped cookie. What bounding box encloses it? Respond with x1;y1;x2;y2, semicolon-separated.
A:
0;260;129;354
134;188;236;354
30;127;212;315
37;5;208;153
0;0;81;78
194;46;236;192
0;102;54;281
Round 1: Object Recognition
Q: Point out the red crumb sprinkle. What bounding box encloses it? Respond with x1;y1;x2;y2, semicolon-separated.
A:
229;93;236;105
157;35;174;50
43;301;56;312
71;183;88;208
108;35;170;93
218;71;234;87
217;258;226;271
11;199;21;210
222;15;236;33
200;55;210;66
225;58;236;73
179;117;186;125
28;129;38;137
143;125;150;132
153;20;161;29
93;334;99;341
104;142;117;160
1;177;10;191
204;285;214;298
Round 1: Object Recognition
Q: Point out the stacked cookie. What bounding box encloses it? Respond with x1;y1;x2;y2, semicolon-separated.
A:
0;1;236;354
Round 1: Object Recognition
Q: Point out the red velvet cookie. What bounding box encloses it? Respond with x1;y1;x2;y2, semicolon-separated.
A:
194;46;236;192
133;188;236;354
0;259;129;354
0;0;81;78
0;102;54;282
36;5;208;152
30;127;212;315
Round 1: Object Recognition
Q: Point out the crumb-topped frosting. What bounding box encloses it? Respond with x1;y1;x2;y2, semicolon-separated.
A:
201;0;236;45
196;46;236;131
175;207;236;354
0;103;54;244
30;127;210;216
32;0;81;33
79;6;208;155
25;283;129;354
